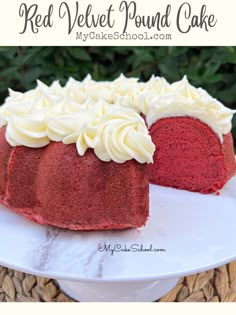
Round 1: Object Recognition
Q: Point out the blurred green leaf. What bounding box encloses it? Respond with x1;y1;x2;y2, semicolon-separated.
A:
232;114;236;128
67;47;92;61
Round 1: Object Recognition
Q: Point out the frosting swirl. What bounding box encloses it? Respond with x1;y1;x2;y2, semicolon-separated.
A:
1;74;233;160
63;101;123;156
47;112;90;142
113;73;140;96
94;108;155;163
63;76;91;103
170;75;205;99
136;76;171;114
87;82;117;104
6;113;49;148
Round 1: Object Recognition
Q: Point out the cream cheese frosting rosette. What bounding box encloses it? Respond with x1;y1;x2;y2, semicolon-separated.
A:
93;107;155;163
170;75;208;99
146;76;236;142
47;98;107;142
62;100;116;156
5;80;62;105
117;84;145;114
111;74;144;113
112;74;140;96
49;97;85;115
11;80;63;110
64;119;98;156
118;75;171;115
64;76;117;105
63;75;92;104
0;80;64;127
87;82;117;104
47;99;121;156
46;110;90;143
136;76;171;115
0;101;33;128
5;112;49;148
84;98;117;116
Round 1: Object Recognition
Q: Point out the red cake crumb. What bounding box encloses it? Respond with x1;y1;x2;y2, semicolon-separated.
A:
6;146;45;210
0;127;13;198
148;116;236;194
0;129;149;230
36;144;149;230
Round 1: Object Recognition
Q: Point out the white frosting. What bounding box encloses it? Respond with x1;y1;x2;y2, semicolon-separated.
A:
145;75;171;93
170;75;202;99
88;82;117;104
47;112;89;142
147;76;236;142
49;98;84;115
94;108;155;163
0;80;63;127
118;86;144;114
64;121;98;156
0;101;32;127
114;75;171;115
63;76;91;103
6;113;49;148
113;73;139;96
1;80;155;163
84;98;116;116
1;74;234;159
62;101;115;156
137;76;171;114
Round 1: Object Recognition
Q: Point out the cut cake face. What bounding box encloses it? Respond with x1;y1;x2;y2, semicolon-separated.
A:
146;76;236;193
148;116;236;193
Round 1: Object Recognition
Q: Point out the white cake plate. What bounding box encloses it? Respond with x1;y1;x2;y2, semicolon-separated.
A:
0;177;236;302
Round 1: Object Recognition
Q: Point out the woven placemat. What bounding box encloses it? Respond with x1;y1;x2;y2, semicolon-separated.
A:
0;261;236;302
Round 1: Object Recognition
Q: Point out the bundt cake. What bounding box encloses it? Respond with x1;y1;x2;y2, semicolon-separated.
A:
0;74;235;231
146;76;236;193
0;92;155;230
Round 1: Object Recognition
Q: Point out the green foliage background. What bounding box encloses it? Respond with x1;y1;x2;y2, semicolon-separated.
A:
0;46;235;143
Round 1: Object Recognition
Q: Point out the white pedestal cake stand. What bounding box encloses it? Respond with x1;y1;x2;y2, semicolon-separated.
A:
0;177;236;302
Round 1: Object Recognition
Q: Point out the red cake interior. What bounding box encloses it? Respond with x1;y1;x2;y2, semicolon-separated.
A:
148;116;236;194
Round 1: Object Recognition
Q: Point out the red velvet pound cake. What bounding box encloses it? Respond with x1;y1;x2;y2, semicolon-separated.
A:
0;87;155;230
0;74;235;232
148;117;236;193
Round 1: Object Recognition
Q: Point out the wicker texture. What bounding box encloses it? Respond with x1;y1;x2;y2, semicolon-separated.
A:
0;262;236;302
